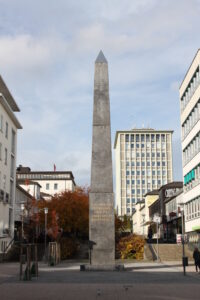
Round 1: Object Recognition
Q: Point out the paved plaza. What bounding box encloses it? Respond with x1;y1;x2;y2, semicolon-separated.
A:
0;260;200;300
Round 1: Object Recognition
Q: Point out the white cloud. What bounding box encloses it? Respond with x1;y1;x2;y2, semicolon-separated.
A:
1;0;200;185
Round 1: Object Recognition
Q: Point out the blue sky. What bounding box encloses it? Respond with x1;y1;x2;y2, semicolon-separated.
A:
0;0;200;186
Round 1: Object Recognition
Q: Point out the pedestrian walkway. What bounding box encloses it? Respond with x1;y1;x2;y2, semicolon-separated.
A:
0;260;200;300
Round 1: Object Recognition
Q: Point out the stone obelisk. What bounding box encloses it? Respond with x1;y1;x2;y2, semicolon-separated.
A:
89;50;115;268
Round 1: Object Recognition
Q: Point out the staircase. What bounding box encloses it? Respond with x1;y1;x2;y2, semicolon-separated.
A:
150;243;193;261
144;243;157;261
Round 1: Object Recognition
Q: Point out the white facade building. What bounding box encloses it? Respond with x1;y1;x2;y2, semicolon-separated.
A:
0;76;22;253
180;49;200;242
114;129;173;216
16;166;76;199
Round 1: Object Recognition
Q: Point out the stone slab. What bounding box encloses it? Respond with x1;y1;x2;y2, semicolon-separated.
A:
89;192;115;265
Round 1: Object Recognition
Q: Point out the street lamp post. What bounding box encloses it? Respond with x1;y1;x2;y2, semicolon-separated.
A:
180;204;186;276
142;214;145;238
153;215;160;262
44;207;48;262
20;203;25;241
20;203;25;280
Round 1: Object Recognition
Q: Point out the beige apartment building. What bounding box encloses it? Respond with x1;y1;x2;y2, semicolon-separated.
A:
0;76;22;253
114;128;173;216
180;49;200;243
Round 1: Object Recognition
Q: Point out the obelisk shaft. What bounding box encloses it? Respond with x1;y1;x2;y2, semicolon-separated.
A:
89;51;115;266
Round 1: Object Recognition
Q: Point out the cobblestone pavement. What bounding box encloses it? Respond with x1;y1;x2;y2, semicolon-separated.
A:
0;261;200;300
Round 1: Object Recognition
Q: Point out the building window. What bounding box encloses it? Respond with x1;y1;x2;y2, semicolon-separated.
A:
156;135;160;141
162;162;166;166
136;162;140;167
127;208;130;214
11;130;16;154
5;122;8;138
5;148;7;165
127;198;130;204
152;170;155;176
0;143;2;160
126;171;130;176
142;180;145;184
142;171;145;176
137;180;140;184
131;162;135;167
137;189;140;194
0;115;3;132
131;180;135;184
131;171;135;175
157;162;160;166
132;198;135;204
136;171;140;176
54;183;58;190
132;189;135;194
161;134;165;142
46;183;49;190
125;134;129;142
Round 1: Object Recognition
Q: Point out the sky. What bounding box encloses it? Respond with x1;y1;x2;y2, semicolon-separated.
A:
0;0;200;186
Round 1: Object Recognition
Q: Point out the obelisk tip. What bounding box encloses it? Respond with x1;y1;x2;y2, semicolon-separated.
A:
95;50;107;63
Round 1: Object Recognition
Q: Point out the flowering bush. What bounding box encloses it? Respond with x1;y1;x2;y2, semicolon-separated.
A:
116;234;145;260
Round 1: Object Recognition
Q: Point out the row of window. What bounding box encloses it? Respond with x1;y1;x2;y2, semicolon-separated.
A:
125;152;167;158
185;196;200;221
184;164;200;193
0;144;8;165
46;183;58;190
125;169;167;176
126;161;166;168
182;100;200;140
127;178;164;185
125;142;167;149
183;131;200;165
18;173;71;180
125;134;166;143
181;66;200;112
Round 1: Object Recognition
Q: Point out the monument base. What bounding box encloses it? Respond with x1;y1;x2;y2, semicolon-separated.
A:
80;264;124;272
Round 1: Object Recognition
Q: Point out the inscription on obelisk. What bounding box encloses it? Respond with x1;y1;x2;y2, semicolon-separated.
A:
89;50;115;266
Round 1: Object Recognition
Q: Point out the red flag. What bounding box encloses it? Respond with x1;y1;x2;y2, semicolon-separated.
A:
54;164;56;172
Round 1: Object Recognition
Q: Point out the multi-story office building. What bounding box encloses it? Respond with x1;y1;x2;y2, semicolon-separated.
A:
0;76;22;253
16;165;76;199
114;128;173;216
180;49;200;243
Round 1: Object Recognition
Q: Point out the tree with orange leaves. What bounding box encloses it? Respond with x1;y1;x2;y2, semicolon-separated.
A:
37;187;89;240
